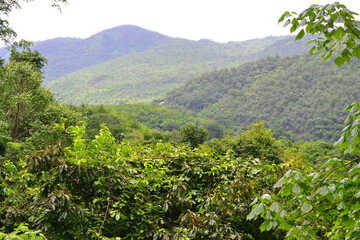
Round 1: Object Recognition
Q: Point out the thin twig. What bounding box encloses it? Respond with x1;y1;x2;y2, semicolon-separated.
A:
320;157;360;182
98;192;110;238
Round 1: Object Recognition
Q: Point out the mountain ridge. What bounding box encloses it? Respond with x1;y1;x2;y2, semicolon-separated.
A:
164;53;360;142
38;26;312;104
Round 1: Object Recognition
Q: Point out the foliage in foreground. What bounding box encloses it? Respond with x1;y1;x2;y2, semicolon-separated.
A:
248;2;360;239
0;40;80;162
1;123;295;239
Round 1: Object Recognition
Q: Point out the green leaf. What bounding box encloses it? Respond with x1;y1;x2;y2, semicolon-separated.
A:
270;202;282;213
296;29;305;41
335;15;345;23
280;183;293;197
292;183;302;194
283;19;291;28
268;221;278;231
334;28;345;40
337;202;345;210
274;177;285;188
352;46;360;58
355;191;360;198
316;186;328;196
309;46;317;55
260;220;270;232
280;210;288;218
247;209;256;220
290;25;297;33
280;221;293;231
305;22;314;33
322;51;332;61
343;115;352;125
334;56;344;67
255;203;265;215
279;11;290;23
250;197;258;206
261;194;272;203
295;172;304;181
301;202;313;214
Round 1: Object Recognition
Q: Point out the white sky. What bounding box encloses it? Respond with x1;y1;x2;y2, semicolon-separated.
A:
6;0;360;43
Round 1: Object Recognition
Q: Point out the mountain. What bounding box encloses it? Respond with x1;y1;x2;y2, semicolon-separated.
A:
164;53;360;142
38;25;172;81
0;25;312;104
44;32;312;104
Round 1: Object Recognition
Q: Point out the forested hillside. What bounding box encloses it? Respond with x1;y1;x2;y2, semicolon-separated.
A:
165;53;360;142
3;1;360;239
0;25;173;81
44;33;311;104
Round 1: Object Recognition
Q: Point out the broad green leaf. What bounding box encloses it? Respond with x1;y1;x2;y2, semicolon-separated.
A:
295;172;304;181
279;11;290;23
334;28;345;40
285;170;293;178
310;46;317;55
247;208;256;220
316;186;328;196
355;191;360;198
280;210;288;218
280;183;293;197
337;202;345;210
296;29;305;41
305;22;314;33
283;19;291;28
301;202;313;214
261;194;271;200
334;56;344;67
260;220;270;232
270;202;282;213
250;197;258;206
352;46;360;58
290;25;297;33
255;203;265;215
292;183;302;194
274;177;285;188
343;115;352;125
268;221;278;231
280;221;293;231
322;51;332;61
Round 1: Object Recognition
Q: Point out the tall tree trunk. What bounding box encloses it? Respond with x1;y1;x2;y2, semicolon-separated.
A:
11;102;21;142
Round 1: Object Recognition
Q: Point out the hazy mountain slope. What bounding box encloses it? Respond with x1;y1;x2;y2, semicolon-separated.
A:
41;25;172;81
0;25;173;81
34;37;82;56
165;54;360;142
47;35;311;104
47;39;238;104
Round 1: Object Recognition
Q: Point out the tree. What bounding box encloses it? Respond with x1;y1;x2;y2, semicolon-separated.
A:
0;41;79;160
248;2;360;239
180;123;209;148
278;2;360;67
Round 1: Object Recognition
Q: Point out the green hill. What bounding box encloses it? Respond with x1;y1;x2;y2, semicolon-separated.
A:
39;25;172;81
46;34;312;104
0;26;313;104
164;53;360;142
0;25;173;81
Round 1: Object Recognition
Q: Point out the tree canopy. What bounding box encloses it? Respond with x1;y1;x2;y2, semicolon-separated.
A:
248;2;360;239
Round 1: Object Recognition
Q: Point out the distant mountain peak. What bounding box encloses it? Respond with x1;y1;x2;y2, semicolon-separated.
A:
89;24;171;40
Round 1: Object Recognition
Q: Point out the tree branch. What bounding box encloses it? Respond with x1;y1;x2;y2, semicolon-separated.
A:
320;156;360;182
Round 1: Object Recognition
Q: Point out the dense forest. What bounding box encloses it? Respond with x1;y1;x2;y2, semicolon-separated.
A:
165;53;360;142
0;26;313;104
2;1;360;240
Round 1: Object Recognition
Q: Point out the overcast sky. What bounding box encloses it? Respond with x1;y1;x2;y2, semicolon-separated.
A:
6;0;360;44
